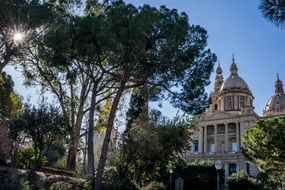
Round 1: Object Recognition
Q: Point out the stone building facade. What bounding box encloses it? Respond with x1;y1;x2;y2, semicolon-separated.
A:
185;56;285;179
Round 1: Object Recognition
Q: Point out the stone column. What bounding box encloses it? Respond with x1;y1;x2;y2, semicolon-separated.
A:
198;126;203;153
240;122;246;147
204;126;207;153
225;124;228;153
236;122;240;152
234;95;237;110
214;124;217;153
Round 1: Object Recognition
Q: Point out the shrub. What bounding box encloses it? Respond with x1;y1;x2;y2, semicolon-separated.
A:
49;181;73;190
182;160;217;190
16;147;47;169
257;171;285;190
44;143;66;166
140;182;166;190
0;179;32;190
54;157;67;168
0;153;6;166
228;170;259;190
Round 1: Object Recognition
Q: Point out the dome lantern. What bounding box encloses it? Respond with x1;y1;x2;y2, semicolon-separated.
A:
230;54;238;75
216;62;223;75
275;73;284;94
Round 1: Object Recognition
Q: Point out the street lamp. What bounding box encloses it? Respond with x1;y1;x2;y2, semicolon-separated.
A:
215;160;222;190
169;169;173;190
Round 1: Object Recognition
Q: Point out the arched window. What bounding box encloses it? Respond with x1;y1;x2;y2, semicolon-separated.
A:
214;104;218;110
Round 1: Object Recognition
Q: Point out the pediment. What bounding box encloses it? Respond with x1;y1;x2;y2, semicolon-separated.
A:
199;111;236;121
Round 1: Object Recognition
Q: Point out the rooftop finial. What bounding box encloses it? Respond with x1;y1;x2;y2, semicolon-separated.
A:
277;73;280;80
232;53;235;63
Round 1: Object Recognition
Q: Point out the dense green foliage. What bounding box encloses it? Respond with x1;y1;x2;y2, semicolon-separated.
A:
49;181;73;190
9;103;70;174
182;160;217;190
125;86;148;131
0;72;22;121
44;143;66;166
259;0;285;28
0;178;32;190
109;116;191;189
140;182;165;190
243;117;285;189
228;171;258;190
16;146;47;169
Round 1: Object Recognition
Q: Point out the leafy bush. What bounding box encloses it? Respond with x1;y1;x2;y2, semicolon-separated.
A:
182;160;217;190
49;181;73;190
20;179;33;190
140;182;165;190
104;163;138;190
257;171;285;190
0;153;6;166
0;179;32;190
228;170;258;190
54;157;67;168
45;143;66;166
16;147;47;169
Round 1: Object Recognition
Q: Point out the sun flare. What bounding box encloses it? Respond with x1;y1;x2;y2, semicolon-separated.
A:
13;32;25;43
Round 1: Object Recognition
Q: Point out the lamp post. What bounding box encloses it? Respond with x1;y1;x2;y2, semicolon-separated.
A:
215;160;222;190
169;169;173;190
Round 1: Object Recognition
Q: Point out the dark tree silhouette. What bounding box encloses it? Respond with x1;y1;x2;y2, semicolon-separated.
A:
259;0;285;28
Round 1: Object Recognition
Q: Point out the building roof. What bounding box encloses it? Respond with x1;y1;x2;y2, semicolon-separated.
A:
220;74;249;91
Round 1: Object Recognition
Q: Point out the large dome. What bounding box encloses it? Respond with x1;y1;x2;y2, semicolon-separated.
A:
220;74;249;91
220;60;250;92
264;75;285;116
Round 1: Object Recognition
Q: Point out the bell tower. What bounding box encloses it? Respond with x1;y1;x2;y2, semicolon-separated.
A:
214;62;224;92
209;63;224;111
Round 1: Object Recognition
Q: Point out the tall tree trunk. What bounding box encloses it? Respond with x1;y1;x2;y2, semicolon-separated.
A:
94;81;126;190
67;77;90;170
67;114;85;170
82;129;87;175
67;111;85;170
88;84;97;189
67;140;77;170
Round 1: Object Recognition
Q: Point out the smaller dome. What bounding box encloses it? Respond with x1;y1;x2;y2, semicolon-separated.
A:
264;74;285;116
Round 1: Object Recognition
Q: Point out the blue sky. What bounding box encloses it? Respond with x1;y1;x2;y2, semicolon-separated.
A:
5;0;285;117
